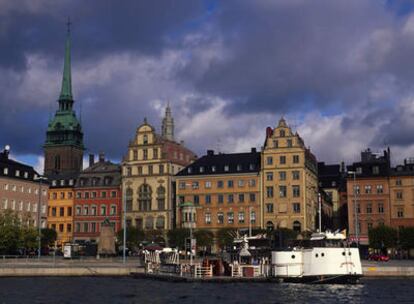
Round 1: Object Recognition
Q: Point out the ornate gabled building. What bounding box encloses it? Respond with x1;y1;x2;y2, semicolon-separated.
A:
261;118;318;233
122;109;197;232
44;25;84;245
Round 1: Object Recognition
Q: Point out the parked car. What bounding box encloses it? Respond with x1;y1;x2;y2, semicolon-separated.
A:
368;253;390;262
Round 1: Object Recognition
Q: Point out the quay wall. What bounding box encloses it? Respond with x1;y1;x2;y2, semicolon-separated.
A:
363;266;414;277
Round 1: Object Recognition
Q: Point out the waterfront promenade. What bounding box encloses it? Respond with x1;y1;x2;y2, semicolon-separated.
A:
1;257;414;277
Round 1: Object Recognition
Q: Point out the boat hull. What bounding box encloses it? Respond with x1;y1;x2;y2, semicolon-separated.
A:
278;274;363;284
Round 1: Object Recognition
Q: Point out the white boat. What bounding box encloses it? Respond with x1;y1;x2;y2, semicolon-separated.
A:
271;231;362;284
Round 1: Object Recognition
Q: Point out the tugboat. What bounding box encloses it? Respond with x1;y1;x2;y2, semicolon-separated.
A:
271;231;362;284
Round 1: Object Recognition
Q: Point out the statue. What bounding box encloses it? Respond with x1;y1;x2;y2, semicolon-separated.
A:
98;218;116;256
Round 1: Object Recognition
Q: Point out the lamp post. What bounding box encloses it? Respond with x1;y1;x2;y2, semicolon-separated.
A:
249;206;253;237
35;175;47;259
123;181;132;264
318;192;322;233
348;171;359;247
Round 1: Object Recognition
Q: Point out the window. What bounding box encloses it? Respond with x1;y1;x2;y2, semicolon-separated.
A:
266;186;274;198
217;180;224;188
76;192;81;199
3;168;8;175
293;203;300;213
280;156;286;164
83;223;89;233
287;139;292;147
217;212;224;224
273;140;278;148
101;191;107;198
356;167;362;174
366;203;372;214
111;191;117;198
148;165;153;175
279;171;286;180
396;191;403;199
205;181;212;188
227;212;234;224
83;206;89;215
292;171;300;180
153;148;158;159
227;180;234;188
236;164;242;171
179;182;186;190
199;166;205;173
91;222;96;233
211;166;216;172
91;192;96;198
59;224;64;232
15;170;20;177
249;193;256;202
2;198;7;209
292;185;300;197
357;203;361;214
249;164;255;170
138;166;143;175
238;212;245;223
76;206;81;216
293;155;299;164
60;207;65;216
67;224;72;232
280;129;285;137
238;180;245;187
91;206;97;216
372;166;379;175
3;184;8;190
194;195;200;205
248;179;256;187
397;208;404;218
138;184;152;211
143;149;148;160
52;192;57;200
126;188;133;212
376;185;383;194
157;186;166;210
238;194;244;203
218;194;224;204
100;205;106;216
75;223;80;233
159;164;164;174
279;186;287;198
266;172;273;181
192;181;199;189
367;222;373;230
378;203;384;213
205;195;211;204
110;205;116;215
156;216;165;229
354;186;360;194
143;134;148;144
52;207;57;216
266;203;274;213
127;167;132;176
364;185;372;194
133;150;138;160
266;157;273;165
205;213;211;224
224;165;229;172
396;179;402;186
228;194;234;203
250;211;256;224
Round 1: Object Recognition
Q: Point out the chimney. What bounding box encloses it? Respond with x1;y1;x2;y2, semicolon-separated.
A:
207;150;214;156
89;154;95;167
2;145;10;159
251;147;257;153
99;152;105;163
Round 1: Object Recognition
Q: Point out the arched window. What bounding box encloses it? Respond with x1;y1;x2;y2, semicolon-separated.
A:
145;216;154;229
138;184;152;211
156;216;165;229
266;221;274;231
100;205;107;216
126;187;133;211
157;186;166;211
280;129;285;137
293;221;301;232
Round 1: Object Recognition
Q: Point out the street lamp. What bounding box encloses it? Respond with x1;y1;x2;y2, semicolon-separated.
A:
318;192;322;233
348;171;359;247
34;175;48;259
249;206;253;237
123;181;132;264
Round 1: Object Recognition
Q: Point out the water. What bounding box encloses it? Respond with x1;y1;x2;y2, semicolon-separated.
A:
0;277;412;304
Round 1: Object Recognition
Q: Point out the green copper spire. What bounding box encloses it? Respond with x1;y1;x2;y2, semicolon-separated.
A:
59;19;72;102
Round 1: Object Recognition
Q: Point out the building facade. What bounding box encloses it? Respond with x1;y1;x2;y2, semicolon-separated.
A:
122;109;196;231
175;149;262;232
73;153;122;242
0;146;48;228
43;27;84;245
261;118;318;233
346;149;391;245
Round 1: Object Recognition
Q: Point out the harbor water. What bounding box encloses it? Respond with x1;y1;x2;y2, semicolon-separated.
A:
0;277;412;303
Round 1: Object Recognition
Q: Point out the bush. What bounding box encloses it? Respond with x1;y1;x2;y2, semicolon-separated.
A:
368;225;397;249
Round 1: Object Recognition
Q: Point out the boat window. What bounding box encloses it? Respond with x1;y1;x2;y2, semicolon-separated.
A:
321;253;325;257
315;253;318;258
291;255;295;259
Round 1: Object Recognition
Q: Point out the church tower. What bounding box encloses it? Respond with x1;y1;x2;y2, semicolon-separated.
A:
43;23;84;177
161;104;174;141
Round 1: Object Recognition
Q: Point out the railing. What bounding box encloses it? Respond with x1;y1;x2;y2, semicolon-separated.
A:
194;265;213;278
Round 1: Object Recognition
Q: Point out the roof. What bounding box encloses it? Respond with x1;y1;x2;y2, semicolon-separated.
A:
176;149;260;176
75;159;121;188
0;150;41;183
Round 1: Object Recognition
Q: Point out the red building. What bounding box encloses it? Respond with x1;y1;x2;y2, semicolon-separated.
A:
73;153;122;242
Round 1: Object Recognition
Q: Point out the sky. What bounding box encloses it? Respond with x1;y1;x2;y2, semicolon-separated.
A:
2;0;414;173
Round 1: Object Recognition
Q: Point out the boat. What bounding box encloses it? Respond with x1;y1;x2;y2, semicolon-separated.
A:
271;231;363;284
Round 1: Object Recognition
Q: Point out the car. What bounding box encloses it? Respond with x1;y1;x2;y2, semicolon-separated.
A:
368;253;390;262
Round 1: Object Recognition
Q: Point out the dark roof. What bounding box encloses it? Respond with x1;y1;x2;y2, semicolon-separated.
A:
0;150;41;182
47;172;79;188
391;161;414;177
75;160;121;188
318;162;346;191
176;150;260;176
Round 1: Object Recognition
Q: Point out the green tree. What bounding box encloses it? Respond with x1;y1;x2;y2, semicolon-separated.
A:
145;229;165;244
117;227;145;249
0;210;21;254
399;227;414;250
41;228;57;248
216;228;237;250
369;225;398;249
20;227;38;250
167;228;190;249
194;229;214;249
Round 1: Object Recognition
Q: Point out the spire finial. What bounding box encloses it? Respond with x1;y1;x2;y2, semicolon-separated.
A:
59;18;73;102
67;16;71;34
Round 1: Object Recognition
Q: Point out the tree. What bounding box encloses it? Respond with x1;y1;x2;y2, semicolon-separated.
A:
0;210;21;254
194;229;214;250
272;228;298;248
369;225;398;250
41;228;57;248
167;228;190;249
20;227;38;250
145;229;165;244
399;227;414;250
117;227;145;249
216;228;237;250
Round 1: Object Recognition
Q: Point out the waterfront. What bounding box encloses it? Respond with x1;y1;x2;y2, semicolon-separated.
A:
0;277;412;304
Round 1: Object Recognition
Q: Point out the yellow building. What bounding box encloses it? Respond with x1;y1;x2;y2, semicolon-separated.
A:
261;118;318;232
122;108;196;231
47;178;76;246
175;149;262;232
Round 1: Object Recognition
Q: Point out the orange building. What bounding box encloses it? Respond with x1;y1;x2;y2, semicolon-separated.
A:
175;149;261;233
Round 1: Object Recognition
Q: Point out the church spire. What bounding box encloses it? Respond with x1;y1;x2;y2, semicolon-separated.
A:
162;103;174;141
59;18;73;103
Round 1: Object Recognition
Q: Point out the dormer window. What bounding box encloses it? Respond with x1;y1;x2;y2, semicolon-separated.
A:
280;129;285;137
211;166;216;172
199;166;204;173
60;180;65;186
15;170;20;177
24;172;28;178
52;180;57;186
237;164;242;171
69;179;74;186
188;167;193;174
143;134;148;145
224;165;229;172
356;167;362;174
249;164;255;170
3;168;8;175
